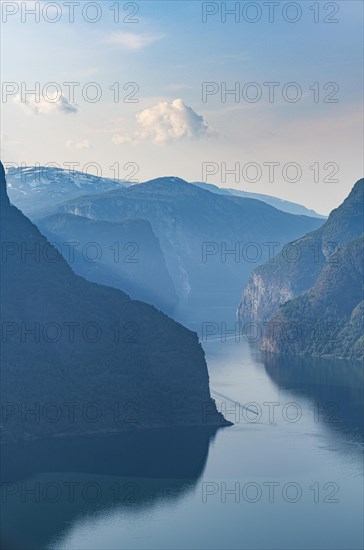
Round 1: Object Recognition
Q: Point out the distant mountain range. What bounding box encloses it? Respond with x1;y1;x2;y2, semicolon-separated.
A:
0;162;227;442
192;181;326;218
6;167;324;314
239;179;364;360
51;176;323;311
6;166;325;219
6;165;127;218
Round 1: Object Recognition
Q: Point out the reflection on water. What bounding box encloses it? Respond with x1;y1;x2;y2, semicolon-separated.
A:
1;325;363;549
0;427;218;550
263;352;364;448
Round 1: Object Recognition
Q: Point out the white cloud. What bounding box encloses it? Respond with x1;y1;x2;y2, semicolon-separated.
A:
132;99;211;144
14;94;78;115
66;139;90;150
137;99;210;143
106;32;164;51
111;134;133;145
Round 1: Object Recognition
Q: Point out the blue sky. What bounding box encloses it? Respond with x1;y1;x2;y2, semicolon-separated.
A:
1;0;363;213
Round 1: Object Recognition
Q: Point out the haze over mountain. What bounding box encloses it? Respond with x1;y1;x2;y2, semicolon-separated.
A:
6;167;324;314
37;214;177;314
239;179;364;359
192;182;325;218
53;176;323;311
6;166;325;220
5;165;128;218
0;162;227;442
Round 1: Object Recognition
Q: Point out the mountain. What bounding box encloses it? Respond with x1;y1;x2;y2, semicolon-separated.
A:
192;181;325;218
5;165;128;218
262;235;363;359
238;179;364;326
0;162;227;442
36;213;177;314
55;176;324;311
238;179;364;360
8;167;324;220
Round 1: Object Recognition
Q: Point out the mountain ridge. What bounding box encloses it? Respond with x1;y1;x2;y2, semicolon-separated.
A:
238;178;364;360
0;161;228;442
7;166;326;219
238;178;364;326
192;181;326;218
262;234;364;360
54;175;324;311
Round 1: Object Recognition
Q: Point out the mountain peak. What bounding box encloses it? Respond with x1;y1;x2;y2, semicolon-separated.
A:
0;161;10;207
144;176;188;186
326;177;364;230
349;178;364;200
344;178;363;203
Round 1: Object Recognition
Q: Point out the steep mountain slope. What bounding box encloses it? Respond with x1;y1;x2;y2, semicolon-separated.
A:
57;177;323;310
6;166;127;217
0;162;227;442
36;213;177;313
192;181;325;218
238;179;364;326
262;234;364;359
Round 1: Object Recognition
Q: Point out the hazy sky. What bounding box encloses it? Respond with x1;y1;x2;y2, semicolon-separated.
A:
1;0;363;214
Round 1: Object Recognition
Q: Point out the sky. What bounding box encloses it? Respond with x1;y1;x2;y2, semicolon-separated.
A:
1;0;363;214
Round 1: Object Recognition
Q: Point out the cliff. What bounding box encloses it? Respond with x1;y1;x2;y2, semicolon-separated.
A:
262;234;364;359
36;213;178;314
0;162;228;442
238;179;364;327
238;178;364;360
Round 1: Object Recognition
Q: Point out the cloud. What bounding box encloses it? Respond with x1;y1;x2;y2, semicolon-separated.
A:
111;134;133;145
66;139;90;149
137;99;211;143
130;99;211;144
14;94;78;115
106;32;164;51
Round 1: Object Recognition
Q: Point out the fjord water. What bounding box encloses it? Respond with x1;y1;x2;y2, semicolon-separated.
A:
1;307;363;550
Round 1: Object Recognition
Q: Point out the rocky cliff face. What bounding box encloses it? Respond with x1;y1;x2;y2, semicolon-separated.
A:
262;235;364;359
238;179;364;328
0;162;228;442
238;179;364;360
238;271;295;329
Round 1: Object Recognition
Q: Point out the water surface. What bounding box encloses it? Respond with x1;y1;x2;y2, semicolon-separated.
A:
1;307;363;549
